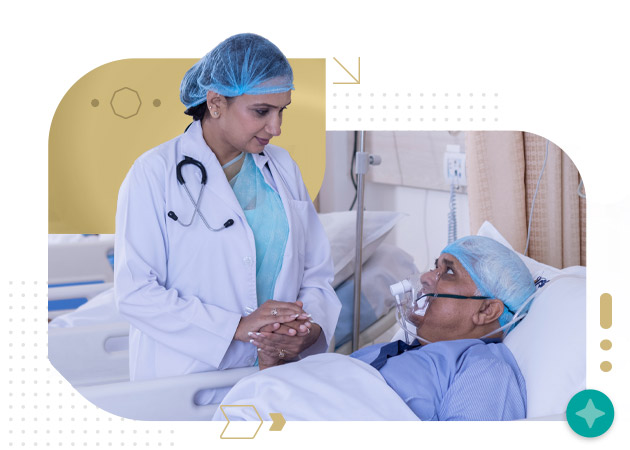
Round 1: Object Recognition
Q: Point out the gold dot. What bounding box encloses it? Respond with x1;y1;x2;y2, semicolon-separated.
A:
91;99;99;107
601;361;612;372
600;339;612;350
153;99;161;107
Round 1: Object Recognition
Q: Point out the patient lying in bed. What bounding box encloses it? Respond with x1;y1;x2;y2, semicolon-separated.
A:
218;236;534;421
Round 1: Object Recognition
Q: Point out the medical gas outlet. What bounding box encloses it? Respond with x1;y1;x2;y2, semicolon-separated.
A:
443;145;467;187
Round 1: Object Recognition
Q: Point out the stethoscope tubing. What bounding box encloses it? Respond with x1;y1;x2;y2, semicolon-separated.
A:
170;156;234;231
178;183;216;230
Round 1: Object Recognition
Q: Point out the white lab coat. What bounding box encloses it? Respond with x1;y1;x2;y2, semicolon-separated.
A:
114;120;341;388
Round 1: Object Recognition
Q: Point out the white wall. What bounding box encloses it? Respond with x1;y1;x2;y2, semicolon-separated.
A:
320;131;470;272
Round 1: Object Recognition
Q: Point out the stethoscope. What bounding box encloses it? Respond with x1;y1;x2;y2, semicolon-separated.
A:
167;156;235;231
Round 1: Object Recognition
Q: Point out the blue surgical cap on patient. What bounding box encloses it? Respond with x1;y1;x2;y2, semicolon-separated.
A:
180;33;294;109
442;236;536;328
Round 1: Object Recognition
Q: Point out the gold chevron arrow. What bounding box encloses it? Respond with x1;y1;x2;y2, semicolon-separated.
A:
333;57;360;84
219;405;263;439
269;413;286;431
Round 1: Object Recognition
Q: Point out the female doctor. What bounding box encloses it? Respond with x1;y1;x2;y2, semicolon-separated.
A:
114;33;341;405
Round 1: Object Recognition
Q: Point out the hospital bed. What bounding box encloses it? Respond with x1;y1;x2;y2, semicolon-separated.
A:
48;235;115;319
47;212;415;419
48;295;399;420
213;222;587;421
49;220;583;421
48;235;115;285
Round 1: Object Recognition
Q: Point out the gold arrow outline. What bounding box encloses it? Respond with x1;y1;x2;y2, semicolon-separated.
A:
333;57;360;84
219;405;263;439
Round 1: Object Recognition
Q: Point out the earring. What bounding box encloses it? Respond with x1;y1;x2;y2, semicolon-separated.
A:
213;111;219;116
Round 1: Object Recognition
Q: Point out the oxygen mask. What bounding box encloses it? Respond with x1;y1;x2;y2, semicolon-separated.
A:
389;270;493;345
389;273;431;345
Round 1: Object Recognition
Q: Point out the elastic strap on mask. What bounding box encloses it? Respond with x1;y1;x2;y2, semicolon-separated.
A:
394;274;580;345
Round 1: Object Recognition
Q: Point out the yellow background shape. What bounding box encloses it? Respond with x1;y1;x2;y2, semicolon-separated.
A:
49;58;325;233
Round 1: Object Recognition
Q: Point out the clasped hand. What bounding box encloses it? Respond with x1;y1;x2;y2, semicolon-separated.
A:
234;300;321;370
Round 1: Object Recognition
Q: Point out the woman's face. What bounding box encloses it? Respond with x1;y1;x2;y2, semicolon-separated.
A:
217;90;291;155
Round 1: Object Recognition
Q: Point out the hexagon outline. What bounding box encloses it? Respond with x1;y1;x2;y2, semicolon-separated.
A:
110;87;142;119
219;405;263;439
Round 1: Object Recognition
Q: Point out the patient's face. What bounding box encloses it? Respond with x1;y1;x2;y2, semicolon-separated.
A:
414;253;482;342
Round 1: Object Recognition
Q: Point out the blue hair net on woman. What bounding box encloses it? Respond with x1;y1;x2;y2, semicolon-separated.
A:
180;33;294;109
442;236;536;329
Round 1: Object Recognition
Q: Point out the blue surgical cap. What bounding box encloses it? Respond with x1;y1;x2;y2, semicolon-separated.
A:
180;33;294;109
442;236;536;328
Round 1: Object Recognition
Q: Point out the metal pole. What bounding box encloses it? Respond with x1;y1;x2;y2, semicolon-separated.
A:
352;131;366;353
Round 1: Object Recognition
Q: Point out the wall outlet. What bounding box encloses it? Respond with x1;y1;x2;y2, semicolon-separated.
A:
443;147;467;186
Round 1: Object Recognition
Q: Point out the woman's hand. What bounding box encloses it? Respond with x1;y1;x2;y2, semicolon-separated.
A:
259;318;312;336
257;300;312;336
234;300;305;343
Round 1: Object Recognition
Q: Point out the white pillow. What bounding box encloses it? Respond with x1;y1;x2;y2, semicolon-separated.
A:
504;271;586;418
477;221;586;418
476;221;562;282
318;211;405;288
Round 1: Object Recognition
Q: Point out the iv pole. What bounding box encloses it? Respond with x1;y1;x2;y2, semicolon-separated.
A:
351;131;380;352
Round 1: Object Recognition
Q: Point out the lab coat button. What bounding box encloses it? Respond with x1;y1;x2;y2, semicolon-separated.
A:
243;256;253;265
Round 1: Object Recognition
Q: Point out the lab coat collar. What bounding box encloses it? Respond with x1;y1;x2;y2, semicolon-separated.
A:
253;150;290;200
180;121;270;175
177;122;285;213
179;120;219;166
252;150;269;166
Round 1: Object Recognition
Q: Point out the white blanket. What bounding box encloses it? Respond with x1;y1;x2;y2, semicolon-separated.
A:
213;353;418;421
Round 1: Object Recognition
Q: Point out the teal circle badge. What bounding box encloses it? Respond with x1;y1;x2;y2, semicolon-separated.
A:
566;389;614;438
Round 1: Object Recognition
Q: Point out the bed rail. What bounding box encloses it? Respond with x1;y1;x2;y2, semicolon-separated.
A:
77;367;259;420
48;322;130;386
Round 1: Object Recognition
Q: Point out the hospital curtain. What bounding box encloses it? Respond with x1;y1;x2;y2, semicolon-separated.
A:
465;131;586;268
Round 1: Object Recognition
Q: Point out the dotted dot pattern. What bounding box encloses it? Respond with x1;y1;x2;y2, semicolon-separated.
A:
327;91;500;127
4;281;181;448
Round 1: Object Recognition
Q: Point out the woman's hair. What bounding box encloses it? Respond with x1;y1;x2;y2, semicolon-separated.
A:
184;97;234;121
180;33;294;111
184;102;207;121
